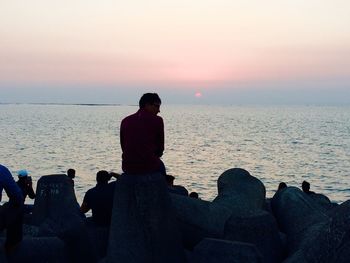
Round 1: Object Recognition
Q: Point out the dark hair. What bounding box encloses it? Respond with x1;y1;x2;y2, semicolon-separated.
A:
302;180;310;191
96;170;111;184
189;192;199;198
139;93;161;108
67;168;76;179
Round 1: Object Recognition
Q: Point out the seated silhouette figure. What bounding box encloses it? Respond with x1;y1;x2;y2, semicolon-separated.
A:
80;170;115;226
302;180;315;194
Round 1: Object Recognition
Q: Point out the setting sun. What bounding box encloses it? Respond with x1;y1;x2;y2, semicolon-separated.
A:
195;92;202;98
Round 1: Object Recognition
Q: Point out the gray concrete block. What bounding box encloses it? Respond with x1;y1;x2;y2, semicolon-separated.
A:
193;238;263;263
213;168;266;216
224;210;284;263
5;237;68;263
106;172;186;263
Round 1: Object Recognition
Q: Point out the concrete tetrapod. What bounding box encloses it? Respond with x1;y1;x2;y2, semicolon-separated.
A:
106;172;186;263
31;174;97;263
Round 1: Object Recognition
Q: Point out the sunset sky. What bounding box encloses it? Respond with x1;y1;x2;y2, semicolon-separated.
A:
1;1;349;104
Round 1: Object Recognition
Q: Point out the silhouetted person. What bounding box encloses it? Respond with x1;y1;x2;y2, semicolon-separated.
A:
120;93;164;174
80;170;115;226
166;174;188;196
16;169;36;214
111;93;186;262
0;164;24;255
189;191;199;199
67;168;76;179
277;182;287;191
302;180;315;194
66;168;76;187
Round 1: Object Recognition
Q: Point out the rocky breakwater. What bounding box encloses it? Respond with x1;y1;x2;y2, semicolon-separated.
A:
171;168;284;263
271;186;350;263
105;172;186;263
3;174;97;263
2;169;349;263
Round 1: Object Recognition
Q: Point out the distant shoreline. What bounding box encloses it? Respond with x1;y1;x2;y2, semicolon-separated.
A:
1;102;350;107
0;102;132;106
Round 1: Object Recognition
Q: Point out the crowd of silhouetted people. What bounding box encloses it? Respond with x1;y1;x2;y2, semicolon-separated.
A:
0;162;200;255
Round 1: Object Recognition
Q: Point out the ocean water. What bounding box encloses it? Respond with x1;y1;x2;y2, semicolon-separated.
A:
1;104;349;204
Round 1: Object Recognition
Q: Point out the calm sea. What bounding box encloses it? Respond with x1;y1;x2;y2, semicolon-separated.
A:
1;104;349;204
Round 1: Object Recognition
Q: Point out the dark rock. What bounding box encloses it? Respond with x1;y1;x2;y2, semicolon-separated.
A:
170;193;232;249
0;240;8;263
168;185;189;196
185;249;195;263
86;222;110;260
211;168;283;262
171;167;284;261
171;194;232;237
213;168;266;215
328;240;350;263
106;172;186;263
299;200;350;263
23;224;39;237
192;238;263;263
272;187;350;263
224;210;284;263
283;250;307;263
5;237;68;263
31;174;82;226
31;174;97;263
308;193;337;211
263;198;273;214
271;186;328;253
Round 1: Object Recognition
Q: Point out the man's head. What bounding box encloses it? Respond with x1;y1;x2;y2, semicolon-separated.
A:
302;180;310;193
139;93;161;115
189;192;199;198
67;168;76;179
96;170;112;184
17;169;28;178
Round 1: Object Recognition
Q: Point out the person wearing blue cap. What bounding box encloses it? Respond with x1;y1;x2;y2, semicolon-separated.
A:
16;169;36;214
0;164;24;255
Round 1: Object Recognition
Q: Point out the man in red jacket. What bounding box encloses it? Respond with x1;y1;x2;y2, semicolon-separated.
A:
120;93;164;174
109;93;186;262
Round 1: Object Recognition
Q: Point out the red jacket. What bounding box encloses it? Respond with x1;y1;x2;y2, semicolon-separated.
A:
120;108;164;174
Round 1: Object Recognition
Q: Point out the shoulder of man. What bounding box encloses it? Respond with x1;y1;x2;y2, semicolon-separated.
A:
156;115;163;121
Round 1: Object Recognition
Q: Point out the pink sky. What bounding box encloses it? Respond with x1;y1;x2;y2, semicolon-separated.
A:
1;1;349;103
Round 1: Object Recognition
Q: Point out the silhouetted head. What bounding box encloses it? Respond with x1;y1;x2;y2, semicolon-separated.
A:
17;169;29;178
96;170;112;184
189;192;199;198
278;182;287;191
67;168;76;179
139;93;161;115
302;180;311;193
17;169;30;183
165;174;175;186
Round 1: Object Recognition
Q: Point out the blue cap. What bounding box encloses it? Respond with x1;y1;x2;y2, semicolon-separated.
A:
18;169;28;177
